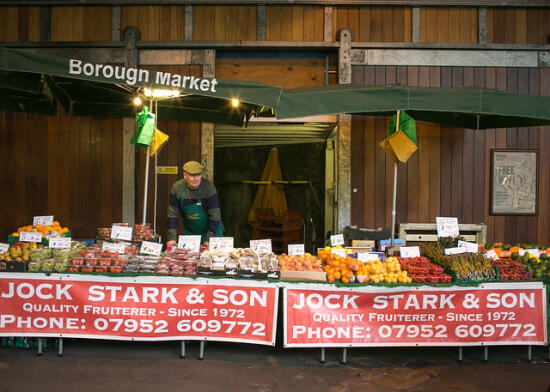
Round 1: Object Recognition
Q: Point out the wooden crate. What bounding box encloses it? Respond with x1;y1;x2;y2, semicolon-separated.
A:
398;223;486;246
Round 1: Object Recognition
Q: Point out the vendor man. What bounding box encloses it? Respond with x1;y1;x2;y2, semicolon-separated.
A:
166;160;223;247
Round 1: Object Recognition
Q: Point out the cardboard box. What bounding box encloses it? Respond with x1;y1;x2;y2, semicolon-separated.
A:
279;270;327;282
351;240;376;248
238;270;268;280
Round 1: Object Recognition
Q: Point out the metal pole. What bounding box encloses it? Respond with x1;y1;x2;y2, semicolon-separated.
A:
391;162;398;247
58;338;63;356
483;346;488;362
527;345;532;361
153;100;158;235
320;348;325;363
341;348;347;364
180;341;186;358
458;346;463;362
199;340;205;360
142;147;150;225
37;338;42;356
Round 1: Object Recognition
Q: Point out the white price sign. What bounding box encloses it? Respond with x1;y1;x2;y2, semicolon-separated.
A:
288;244;305;256
0;243;8;255
484;250;499;260
436;217;460;238
102;242;126;254
20;232;42;242
399;246;421;258
357;252;380;262
330;234;345;246
178;235;202;252
140;241;163;256
49;237;71;248
111;225;133;241
33;215;53;226
458;240;479;253
250;239;272;255
331;248;346;258
525;249;540;258
444;247;467;255
209;237;234;254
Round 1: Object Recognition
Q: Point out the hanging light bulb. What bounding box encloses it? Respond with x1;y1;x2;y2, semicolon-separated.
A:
231;98;239;108
144;88;153;97
133;97;142;106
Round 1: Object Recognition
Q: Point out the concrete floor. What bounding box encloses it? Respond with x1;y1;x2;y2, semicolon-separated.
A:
1;339;549;392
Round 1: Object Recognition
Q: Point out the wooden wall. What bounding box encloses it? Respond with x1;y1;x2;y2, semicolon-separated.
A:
351;65;550;246
135;65;202;243
0;112;123;240
2;5;550;44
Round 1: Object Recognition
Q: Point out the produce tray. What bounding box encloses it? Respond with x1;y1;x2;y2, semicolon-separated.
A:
0;261;28;272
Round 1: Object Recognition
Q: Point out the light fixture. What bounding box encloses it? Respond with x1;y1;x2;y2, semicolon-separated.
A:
133;97;142;106
144;88;153;97
231;98;239;108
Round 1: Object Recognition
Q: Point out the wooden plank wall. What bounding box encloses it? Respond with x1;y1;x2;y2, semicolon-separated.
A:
488;8;550;44
333;7;412;42
194;5;256;41
122;5;186;41
135;65;202;243
351;65;550;246
420;7;478;43
0;112;123;240
266;5;324;41
0;6;41;41
51;6;111;41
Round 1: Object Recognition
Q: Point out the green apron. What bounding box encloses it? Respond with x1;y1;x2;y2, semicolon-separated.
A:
180;183;223;243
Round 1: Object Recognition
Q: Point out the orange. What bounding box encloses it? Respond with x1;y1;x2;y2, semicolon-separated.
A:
11;232;19;237
334;271;341;280
327;274;335;283
341;276;349;284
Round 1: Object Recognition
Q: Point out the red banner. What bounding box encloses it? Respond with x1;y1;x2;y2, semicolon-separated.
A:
284;282;547;347
0;274;278;345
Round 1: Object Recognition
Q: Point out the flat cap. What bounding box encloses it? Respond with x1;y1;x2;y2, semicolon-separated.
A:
183;160;203;175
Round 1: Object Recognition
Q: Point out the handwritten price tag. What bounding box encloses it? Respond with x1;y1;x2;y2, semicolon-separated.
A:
140;241;162;256
250;239;272;255
178;235;202;252
458;240;479;253
330;234;345;246
400;246;421;258
484;250;499;260
209;237;234;254
102;242;126;254
49;237;71;248
436;217;460;238
33;215;54;226
20;232;42;242
357;252;380;262
288;244;305;256
525;249;540;258
111;225;133;241
444;247;467;255
0;243;8;255
331;248;346;258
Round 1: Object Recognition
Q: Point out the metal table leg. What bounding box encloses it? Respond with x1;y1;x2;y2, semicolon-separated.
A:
199;341;205;360
527;345;532;361
341;348;347;364
458;346;463;362
58;338;63;356
180;341;186;358
320;348;325;363
483;346;488;362
37;338;42;356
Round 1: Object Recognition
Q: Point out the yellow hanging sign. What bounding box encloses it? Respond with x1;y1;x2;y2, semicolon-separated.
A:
156;166;178;175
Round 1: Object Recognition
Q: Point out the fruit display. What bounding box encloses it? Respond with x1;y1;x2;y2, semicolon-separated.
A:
432;254;497;282
355;256;412;284
398;256;452;283
490;259;531;281
0;241;39;262
12;221;69;239
278;253;324;272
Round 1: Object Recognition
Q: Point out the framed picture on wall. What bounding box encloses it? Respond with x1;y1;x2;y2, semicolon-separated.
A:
490;149;538;216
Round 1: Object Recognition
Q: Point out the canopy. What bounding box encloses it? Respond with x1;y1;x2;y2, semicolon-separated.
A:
0;47;282;125
275;84;550;129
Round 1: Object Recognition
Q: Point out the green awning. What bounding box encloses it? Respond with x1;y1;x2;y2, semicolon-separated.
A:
275;84;550;129
0;47;282;125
